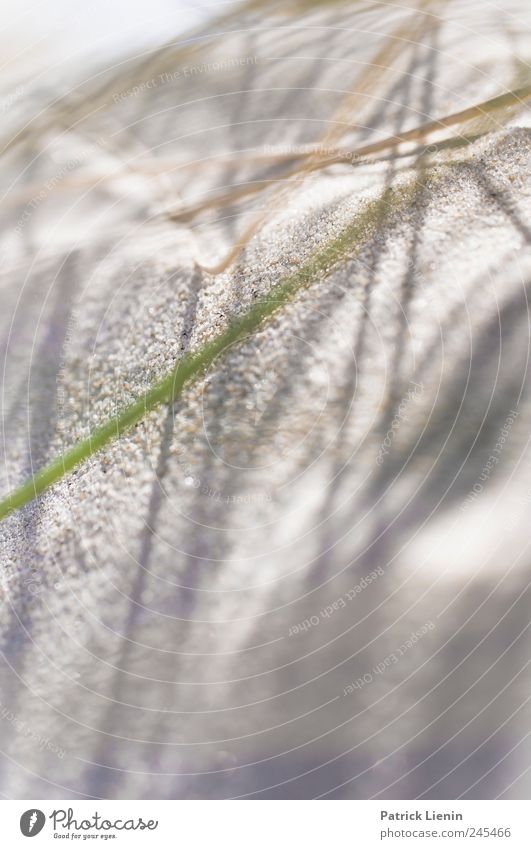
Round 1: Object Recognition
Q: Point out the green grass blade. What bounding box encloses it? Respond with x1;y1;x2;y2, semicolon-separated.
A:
0;181;415;522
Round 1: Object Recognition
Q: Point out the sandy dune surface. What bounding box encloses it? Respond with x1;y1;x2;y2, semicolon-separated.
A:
1;0;531;798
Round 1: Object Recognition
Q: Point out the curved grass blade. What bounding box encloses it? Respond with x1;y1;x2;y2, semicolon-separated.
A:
0;180;417;522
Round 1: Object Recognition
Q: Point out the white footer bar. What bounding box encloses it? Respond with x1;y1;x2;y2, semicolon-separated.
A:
1;800;528;847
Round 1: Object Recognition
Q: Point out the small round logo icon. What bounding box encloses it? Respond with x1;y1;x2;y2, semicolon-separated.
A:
20;810;46;837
